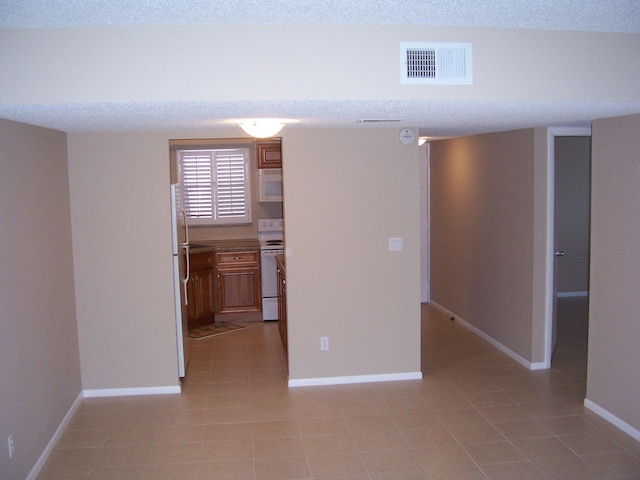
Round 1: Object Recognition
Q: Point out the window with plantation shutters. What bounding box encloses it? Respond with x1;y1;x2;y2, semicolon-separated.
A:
178;148;251;225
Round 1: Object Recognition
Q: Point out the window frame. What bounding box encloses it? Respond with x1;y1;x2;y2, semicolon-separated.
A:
178;147;252;226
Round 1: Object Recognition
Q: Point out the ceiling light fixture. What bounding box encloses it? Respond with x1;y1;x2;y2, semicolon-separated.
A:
239;119;284;138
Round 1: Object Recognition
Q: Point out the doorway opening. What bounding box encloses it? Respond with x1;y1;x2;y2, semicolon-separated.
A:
545;127;592;369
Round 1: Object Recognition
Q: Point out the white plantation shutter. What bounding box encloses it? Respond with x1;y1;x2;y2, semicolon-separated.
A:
179;148;251;225
182;151;214;220
213;150;249;223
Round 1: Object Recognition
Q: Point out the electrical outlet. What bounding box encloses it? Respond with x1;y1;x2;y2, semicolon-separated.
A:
320;337;329;351
8;433;14;458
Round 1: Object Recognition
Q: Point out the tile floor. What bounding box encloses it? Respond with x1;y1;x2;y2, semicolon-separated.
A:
38;298;640;479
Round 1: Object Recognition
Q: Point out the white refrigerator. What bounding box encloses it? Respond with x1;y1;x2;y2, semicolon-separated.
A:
171;183;190;378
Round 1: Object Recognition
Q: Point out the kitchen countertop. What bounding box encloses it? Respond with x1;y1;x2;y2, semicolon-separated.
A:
188;239;260;254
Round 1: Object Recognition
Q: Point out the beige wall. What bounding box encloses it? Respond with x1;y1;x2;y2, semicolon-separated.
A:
430;129;546;363
0;120;81;479
67;127;421;389
283;129;422;381
588;113;640;432
1;26;639;106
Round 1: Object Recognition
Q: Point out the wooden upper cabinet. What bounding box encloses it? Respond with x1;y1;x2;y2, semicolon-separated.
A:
257;141;282;169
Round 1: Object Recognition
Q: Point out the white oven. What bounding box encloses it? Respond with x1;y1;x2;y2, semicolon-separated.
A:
258;218;284;321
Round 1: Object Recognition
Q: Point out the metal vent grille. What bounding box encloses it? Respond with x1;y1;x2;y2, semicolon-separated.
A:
401;42;472;85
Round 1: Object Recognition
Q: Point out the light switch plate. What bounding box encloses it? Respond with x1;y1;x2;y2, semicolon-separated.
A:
388;237;403;252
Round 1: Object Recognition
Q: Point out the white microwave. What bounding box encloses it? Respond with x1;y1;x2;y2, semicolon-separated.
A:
258;168;283;202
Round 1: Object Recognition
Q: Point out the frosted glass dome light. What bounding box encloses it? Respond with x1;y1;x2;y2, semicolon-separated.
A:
239;119;284;138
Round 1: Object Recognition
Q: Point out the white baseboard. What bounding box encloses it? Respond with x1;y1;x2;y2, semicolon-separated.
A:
429;301;547;371
26;392;84;480
584;398;640;442
557;291;589;298
83;385;181;397
289;371;422;388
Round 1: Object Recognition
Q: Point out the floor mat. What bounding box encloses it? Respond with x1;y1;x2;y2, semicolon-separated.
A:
188;322;246;340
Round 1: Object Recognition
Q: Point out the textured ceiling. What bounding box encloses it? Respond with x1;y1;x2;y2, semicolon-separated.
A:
2;0;640;31
1;0;640;136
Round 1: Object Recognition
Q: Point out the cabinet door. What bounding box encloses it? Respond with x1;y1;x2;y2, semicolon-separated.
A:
198;267;215;323
257;142;282;169
186;253;215;329
186;273;201;328
216;267;262;314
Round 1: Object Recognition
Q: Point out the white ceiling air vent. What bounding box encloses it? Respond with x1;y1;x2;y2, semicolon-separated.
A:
401;42;472;85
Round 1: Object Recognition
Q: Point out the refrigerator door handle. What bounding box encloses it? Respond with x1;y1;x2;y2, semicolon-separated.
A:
181;207;189;246
183;245;190;305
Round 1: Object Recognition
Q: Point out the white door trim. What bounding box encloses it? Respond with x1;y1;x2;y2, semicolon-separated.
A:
543;126;592;367
420;142;431;303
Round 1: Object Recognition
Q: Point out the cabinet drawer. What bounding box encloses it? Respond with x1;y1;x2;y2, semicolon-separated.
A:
216;250;260;267
189;252;213;271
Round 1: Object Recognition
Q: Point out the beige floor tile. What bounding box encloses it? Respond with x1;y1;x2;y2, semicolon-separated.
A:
202;422;253;442
369;472;428;480
447;423;506;445
254;456;311;480
435;408;489;427
421;464;486;480
581;450;640;477
478;404;533;423
307;453;367;478
559;431;626;456
463;390;516;408
493;419;552;441
352;428;409;452
141;463;200;480
463;440;526;465
93;445;150;467
87;465;145;480
532;455;602;480
412;444;475;472
360;447;425;475
37;466;92;479
152;424;204;444
250;419;301;439
297;417;350;436
198;460;255;480
57;429;110;449
391;411;441;430
253;436;306;459
479;461;547;480
201;439;253;462
146;443;202;464
401;425;458;449
104;427;156;446
511;436;576;460
302;433;357;456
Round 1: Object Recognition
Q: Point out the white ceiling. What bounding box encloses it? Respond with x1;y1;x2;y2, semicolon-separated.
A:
2;0;640;136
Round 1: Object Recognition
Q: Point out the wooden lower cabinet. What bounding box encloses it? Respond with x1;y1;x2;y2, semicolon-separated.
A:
186;252;215;329
215;249;262;314
276;255;287;360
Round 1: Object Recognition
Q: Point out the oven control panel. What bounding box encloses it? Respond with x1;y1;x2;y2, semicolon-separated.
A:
258;218;283;232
